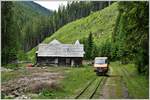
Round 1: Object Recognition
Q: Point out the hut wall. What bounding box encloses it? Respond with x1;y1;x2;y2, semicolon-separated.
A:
37;57;58;65
36;56;82;66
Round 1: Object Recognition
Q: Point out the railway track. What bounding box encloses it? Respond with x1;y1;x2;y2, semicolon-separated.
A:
75;76;107;99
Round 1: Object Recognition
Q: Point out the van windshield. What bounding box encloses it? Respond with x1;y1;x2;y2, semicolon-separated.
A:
95;59;106;64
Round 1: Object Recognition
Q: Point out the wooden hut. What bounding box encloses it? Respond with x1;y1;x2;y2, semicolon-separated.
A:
36;39;85;66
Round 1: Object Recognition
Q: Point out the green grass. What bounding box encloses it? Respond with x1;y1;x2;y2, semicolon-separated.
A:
3;63;21;69
27;47;37;63
1;67;31;83
27;3;119;62
1;63;29;82
112;67;123;98
111;62;149;99
1;71;22;83
32;65;96;99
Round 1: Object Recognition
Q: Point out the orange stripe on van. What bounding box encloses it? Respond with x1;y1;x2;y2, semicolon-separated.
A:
94;64;107;67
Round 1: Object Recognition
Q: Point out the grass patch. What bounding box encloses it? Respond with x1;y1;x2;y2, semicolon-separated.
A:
35;65;96;99
111;61;149;99
113;68;123;98
27;47;37;63
2;63;24;70
1;67;30;83
1;71;22;83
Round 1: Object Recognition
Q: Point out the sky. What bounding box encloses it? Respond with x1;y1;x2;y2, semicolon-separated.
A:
34;1;68;11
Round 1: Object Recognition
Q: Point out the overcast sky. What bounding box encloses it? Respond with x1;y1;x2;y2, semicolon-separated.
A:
34;1;68;11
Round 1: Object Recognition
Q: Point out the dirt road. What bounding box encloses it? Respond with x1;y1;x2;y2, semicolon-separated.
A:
99;66;130;99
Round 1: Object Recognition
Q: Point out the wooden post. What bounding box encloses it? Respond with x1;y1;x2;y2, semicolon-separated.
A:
55;58;58;67
71;59;74;67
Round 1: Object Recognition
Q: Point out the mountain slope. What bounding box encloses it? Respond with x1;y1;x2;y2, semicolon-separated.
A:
28;3;119;62
44;3;118;45
12;1;53;51
1;1;54;64
17;1;52;16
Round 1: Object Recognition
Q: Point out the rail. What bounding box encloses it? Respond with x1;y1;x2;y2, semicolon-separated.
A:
75;76;107;99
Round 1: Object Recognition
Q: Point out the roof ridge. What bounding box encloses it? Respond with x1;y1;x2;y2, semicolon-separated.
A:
49;39;61;45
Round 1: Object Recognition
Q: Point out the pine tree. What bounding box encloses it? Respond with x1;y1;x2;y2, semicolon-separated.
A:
86;32;93;59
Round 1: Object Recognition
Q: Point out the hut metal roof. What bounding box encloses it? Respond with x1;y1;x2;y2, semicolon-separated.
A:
37;39;84;57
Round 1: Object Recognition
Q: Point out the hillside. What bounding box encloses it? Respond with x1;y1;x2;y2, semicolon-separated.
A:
28;3;119;62
44;3;118;45
2;1;53;64
17;1;52;16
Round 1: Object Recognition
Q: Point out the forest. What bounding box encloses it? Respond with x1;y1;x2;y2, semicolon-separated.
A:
2;1;149;76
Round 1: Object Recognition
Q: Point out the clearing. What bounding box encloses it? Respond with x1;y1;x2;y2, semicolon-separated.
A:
1;62;149;99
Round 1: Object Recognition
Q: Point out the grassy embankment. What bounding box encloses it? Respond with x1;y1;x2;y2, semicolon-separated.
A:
27;2;119;63
111;62;149;99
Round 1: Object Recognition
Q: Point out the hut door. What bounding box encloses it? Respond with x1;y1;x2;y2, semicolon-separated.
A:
66;58;70;65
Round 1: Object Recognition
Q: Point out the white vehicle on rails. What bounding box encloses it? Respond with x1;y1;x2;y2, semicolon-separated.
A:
93;57;109;75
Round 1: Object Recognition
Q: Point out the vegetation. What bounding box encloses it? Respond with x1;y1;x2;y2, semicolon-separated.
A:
1;67;66;83
1;1;52;65
112;1;149;75
1;66;97;99
2;1;111;66
83;33;94;59
2;63;148;99
37;66;96;99
111;62;149;98
2;71;23;83
28;2;119;61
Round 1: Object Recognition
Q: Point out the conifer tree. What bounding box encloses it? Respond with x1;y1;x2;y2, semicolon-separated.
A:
86;32;93;59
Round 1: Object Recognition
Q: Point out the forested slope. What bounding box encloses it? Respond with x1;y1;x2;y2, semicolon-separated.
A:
28;3;119;62
2;1;111;65
19;1;52;16
2;1;53;64
12;1;53;51
44;3;118;44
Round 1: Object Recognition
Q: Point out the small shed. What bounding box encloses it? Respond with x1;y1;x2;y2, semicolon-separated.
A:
36;39;85;66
